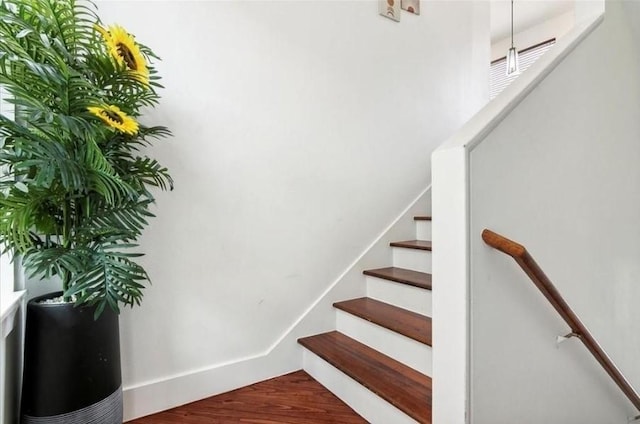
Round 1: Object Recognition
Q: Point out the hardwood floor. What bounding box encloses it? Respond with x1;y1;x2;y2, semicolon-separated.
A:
129;370;367;423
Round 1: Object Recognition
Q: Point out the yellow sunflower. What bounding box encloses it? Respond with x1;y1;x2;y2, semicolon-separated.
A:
96;24;149;85
88;105;139;135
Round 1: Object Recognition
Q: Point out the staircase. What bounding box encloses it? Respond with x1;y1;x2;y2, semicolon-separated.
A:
298;215;433;423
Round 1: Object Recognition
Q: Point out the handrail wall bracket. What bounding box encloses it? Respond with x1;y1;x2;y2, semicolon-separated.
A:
556;332;580;347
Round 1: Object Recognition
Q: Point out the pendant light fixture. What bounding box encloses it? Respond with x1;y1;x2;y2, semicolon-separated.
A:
506;0;520;76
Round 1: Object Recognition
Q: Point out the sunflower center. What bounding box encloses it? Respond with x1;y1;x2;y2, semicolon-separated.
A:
102;109;124;124
117;43;138;70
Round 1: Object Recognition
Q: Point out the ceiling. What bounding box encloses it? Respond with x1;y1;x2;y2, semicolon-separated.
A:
490;0;575;41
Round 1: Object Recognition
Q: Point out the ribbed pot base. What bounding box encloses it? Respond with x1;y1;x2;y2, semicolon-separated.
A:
22;386;122;424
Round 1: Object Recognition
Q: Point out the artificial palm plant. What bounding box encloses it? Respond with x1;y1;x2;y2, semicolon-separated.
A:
0;0;172;317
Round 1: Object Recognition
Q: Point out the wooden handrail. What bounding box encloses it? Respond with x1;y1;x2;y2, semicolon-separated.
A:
482;229;640;412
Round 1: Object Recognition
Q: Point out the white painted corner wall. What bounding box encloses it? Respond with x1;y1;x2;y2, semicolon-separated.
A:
434;1;640;423
84;1;490;420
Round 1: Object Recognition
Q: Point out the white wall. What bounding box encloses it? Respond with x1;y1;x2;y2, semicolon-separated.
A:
82;0;489;419
469;1;640;422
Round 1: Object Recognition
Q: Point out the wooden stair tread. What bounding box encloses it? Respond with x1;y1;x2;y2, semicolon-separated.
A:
298;331;432;424
390;240;432;251
414;216;432;221
334;297;431;345
363;267;432;290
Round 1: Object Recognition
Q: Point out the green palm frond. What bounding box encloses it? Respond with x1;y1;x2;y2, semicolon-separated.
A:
23;245;86;280
0;177;72;253
84;53;154;111
77;197;155;242
128;157;173;191
83;137;139;203
0;0;172;316
65;246;149;317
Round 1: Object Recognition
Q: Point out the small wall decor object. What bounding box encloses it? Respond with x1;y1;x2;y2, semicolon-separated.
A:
379;0;400;22
401;0;420;15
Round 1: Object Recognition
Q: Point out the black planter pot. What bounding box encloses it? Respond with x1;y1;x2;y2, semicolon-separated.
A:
21;292;123;424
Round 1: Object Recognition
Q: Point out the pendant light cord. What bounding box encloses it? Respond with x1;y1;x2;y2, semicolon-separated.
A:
511;0;514;48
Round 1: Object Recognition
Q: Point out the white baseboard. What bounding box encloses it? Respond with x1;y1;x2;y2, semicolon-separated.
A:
124;343;302;421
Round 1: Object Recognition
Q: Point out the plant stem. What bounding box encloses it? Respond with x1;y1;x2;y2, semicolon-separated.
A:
62;199;71;301
62;270;71;302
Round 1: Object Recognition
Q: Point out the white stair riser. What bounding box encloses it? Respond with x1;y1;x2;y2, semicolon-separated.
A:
366;276;432;316
392;247;431;273
416;220;432;241
336;311;432;376
302;349;418;424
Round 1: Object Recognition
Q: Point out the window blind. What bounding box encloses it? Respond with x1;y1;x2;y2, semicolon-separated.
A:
490;39;556;99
